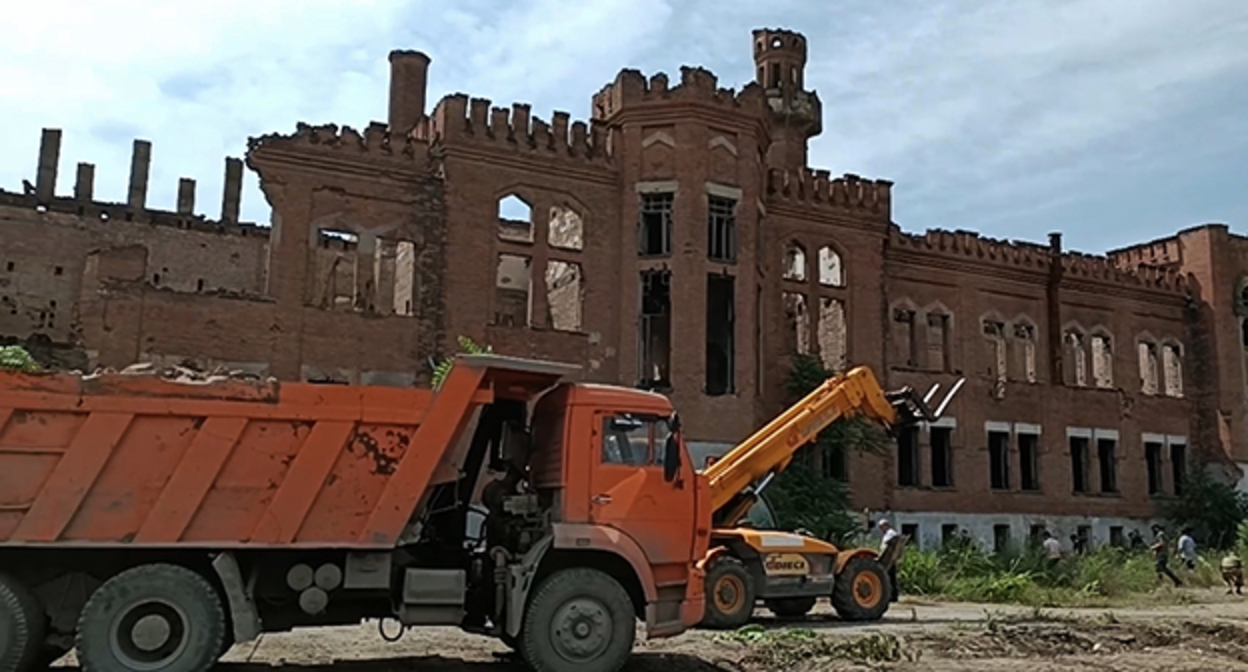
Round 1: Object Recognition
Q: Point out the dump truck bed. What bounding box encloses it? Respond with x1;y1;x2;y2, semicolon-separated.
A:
0;355;574;549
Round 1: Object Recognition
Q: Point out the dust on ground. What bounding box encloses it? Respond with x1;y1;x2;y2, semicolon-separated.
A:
50;589;1248;671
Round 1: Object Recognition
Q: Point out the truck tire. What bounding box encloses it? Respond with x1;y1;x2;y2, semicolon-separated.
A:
831;557;890;622
701;557;755;630
766;596;817;620
519;568;635;672
0;572;45;672
75;564;225;672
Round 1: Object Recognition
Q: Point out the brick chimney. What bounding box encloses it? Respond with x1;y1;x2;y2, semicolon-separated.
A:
388;50;431;134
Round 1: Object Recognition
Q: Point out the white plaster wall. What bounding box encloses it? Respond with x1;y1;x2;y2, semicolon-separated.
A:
871;510;1165;552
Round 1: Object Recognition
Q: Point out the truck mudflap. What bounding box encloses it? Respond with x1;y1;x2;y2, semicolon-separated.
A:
503;535;553;639
211;552;261;644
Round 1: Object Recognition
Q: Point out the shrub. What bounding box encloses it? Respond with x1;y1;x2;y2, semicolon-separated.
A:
0;345;40;373
430;336;492;389
1164;469;1248;549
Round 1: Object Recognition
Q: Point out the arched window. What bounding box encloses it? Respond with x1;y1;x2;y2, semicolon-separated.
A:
1162;344;1183;398
1090;332;1113;388
1065;330;1087;387
548;205;583;250
497;194;533;243
1138;341;1159;396
783;242;807;282
817;245;844;287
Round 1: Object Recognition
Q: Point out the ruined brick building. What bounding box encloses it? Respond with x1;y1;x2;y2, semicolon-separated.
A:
1;29;1244;550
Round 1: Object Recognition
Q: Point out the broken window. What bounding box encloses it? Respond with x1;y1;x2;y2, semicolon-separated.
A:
1146;441;1164;495
893;307;917;367
989;430;1010;490
639;270;672;389
1091;334;1113;388
897;426;919;487
1012;323;1037;383
639;193;673;257
498;194;533;243
545;261;584;332
1138;341;1159;395
926;312;950;372
316;228;359;311
1065;331;1087;387
707;196;736;263
783;242;807;282
783;292;810;355
1070;436;1089;493
494;254;532;327
1110;526;1125;548
1162;344;1183;397
548;205;584;251
823;444;847;481
1019;432;1040;491
1098;437;1118;493
941;524;958;547
705;274;735;396
993;525;1011;554
394;241;417;316
817;297;847;373
930;426;953;488
1171;440;1187;496
983;320;1006;393
817;246;843;287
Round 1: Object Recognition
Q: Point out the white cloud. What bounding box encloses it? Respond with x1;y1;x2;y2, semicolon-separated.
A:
1;0;1246;253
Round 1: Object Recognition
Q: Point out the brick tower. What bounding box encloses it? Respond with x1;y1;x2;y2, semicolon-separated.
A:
753;29;822;171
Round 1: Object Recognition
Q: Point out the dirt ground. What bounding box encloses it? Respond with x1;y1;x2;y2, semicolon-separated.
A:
51;589;1248;671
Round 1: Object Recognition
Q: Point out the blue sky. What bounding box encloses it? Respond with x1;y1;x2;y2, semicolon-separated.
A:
2;0;1245;254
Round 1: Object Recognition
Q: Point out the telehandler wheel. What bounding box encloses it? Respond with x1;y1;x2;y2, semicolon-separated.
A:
76;564;225;672
0;572;45;672
519;568;635;672
831;557;890;622
701;557;755;630
765;597;817;620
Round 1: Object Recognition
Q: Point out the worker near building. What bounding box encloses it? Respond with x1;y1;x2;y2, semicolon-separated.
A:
1042;530;1062;566
1152;524;1182;587
1128;529;1147;551
1221;554;1244;595
878;519;901;603
1177;528;1198;570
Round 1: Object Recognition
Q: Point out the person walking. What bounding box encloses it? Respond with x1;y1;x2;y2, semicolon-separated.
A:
1042;530;1062;567
878;519;901;603
1152;524;1182;587
1221;554;1244;595
1177;528;1198;571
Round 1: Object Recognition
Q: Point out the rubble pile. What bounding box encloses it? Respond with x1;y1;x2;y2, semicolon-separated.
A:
81;361;275;385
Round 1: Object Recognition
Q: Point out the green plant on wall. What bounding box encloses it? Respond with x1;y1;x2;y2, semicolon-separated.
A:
0;345;41;373
430;336;493;390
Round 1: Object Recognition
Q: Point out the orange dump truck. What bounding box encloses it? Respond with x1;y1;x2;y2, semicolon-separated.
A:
0;355;709;672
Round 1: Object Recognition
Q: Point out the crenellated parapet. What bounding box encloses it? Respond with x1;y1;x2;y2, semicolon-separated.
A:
765;168;892;218
888;226;1190;294
247;120;431;163
429;94;612;167
591;66;768;121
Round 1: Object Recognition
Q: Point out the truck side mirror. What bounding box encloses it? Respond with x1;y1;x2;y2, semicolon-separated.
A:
663;433;681;482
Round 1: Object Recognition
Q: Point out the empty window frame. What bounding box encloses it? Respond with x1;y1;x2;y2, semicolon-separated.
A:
1091;334;1113;388
783;242;807;282
784;292;811;355
1138;341;1160;395
930;426;953;488
927;313;950;372
1069;435;1090;493
707;196;736;263
639;193;673;257
705;274;735;396
983;320;1006;389
1171;439;1187;496
817;297;847;373
893;307;918;368
989;430;1010;490
1097;435;1118;494
548;205;584;251
1019;431;1040;491
494;254;532;327
497;194;534;243
545;261;584;332
1065;331;1087;387
897;426;920;487
1013;322;1037;383
1145;440;1164;496
638;270;672;389
1162;344;1183;397
817;246;843;287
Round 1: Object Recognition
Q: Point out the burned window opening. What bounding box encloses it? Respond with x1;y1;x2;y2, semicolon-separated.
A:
196;279;205;292
707;196;736;263
1098;438;1118;493
1171;441;1187;496
639;270;672;390
783;291;810;355
639;193;673;257
1091;334;1113;388
1138;341;1159;396
893;307;917;368
705;274;735;396
818;297;847;373
817;246;843;287
497;194;533;243
930;427;953;488
1162;344;1183;397
1070;436;1089;493
315;228;360;312
783;242;807;282
897;426;919;487
989;430;1010;490
1146;441;1164;495
545;260;584;332
549;205;584;251
994;525;1011;554
494;254;532;327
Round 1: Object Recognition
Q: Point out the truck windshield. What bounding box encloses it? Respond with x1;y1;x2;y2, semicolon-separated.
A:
743;497;778;530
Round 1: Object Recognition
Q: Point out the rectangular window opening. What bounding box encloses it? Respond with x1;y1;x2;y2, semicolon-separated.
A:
927;313;949;372
1110;526;1125;548
993;524;1011;554
1098;438;1118;494
893;308;917;368
901;523;919;545
1019;433;1040;491
930;427;953;488
1171;441;1187;496
941;524;958;547
989;430;1010;490
1146;442;1164;496
545;261;584;332
1070;436;1089;493
822;445;848;482
494;254;532;327
897;426;920;487
639;270;672;390
705;274;735;396
707;196;736;263
639;193;673;257
394;240;417;317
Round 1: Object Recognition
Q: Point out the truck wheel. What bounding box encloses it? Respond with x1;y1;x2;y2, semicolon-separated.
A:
701;557;755;630
519;568;635;672
75;564;225;672
831;557;890;622
0;572;45;672
766;597;817;620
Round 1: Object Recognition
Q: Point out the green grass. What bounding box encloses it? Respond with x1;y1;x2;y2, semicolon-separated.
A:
897;542;1232;608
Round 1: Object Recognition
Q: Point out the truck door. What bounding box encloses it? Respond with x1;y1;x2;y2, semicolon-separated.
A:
589;413;697;568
